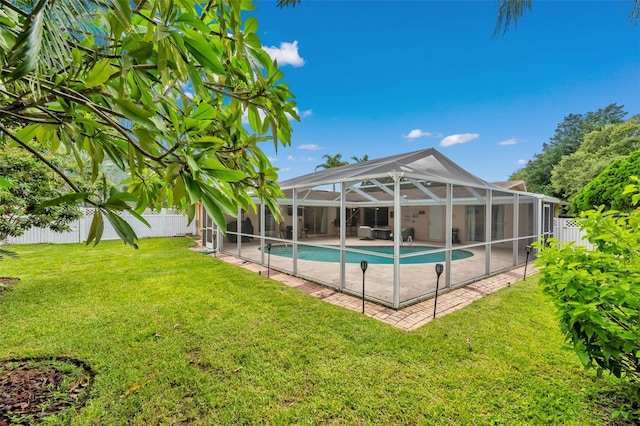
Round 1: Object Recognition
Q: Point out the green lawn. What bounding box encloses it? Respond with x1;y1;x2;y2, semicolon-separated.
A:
0;238;629;425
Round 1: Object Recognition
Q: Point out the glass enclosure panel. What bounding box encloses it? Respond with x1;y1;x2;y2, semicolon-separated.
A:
450;245;487;286
398;249;448;305
453;185;487;245
398;180;446;245
518;196;536;238
264;208;278;238
342;247;394;305
491;190;514;241
294;243;342;288
262;242;294;274
281;203;296;241
490;241;514;273
221;212;239;254
517;237;536;265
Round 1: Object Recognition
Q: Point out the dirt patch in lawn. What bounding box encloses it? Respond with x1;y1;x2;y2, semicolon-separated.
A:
0;278;19;292
0;358;94;425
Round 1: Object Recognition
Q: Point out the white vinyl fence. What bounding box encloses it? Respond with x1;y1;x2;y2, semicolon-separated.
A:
5;208;196;245
552;218;594;250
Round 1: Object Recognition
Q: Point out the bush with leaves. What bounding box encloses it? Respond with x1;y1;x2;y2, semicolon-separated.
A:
534;177;640;417
572;150;640;214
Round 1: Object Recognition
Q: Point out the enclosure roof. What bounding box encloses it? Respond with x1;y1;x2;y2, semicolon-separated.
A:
279;148;496;189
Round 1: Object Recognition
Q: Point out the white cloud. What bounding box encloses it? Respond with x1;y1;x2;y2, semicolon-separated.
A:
287;155;295;161
267;156;278;163
498;138;518;146
297;144;321;151
262;41;305;67
288;107;312;121
279;167;291;172
439;133;479;147
517;159;527;165
402;129;432;140
301;156;315;162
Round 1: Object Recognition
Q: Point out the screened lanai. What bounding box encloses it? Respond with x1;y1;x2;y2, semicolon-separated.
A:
202;148;558;309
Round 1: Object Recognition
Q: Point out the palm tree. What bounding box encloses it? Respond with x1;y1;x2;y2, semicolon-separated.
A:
315;154;349;171
351;154;369;163
494;0;639;37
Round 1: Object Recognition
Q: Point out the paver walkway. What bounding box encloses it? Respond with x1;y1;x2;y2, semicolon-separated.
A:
194;246;538;331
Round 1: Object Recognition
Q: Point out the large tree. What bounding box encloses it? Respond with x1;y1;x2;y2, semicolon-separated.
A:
509;104;627;197
0;147;84;240
551;116;640;203
0;0;297;247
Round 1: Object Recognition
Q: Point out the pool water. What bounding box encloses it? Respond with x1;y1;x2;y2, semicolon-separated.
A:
267;245;473;264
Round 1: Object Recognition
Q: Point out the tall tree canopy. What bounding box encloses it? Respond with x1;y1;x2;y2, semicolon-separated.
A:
0;0;297;247
551;115;640;203
0;147;83;240
509;104;627;198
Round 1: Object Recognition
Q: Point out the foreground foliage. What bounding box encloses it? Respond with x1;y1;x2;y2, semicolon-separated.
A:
0;0;296;247
535;179;640;419
0;238;634;424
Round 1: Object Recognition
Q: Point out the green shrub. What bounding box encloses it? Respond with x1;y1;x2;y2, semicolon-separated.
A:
535;177;640;417
572;150;640;213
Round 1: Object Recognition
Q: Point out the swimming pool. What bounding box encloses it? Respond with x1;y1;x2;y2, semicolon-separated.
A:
267;245;473;264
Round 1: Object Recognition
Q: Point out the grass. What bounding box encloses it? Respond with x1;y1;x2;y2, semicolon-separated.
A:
0;237;631;425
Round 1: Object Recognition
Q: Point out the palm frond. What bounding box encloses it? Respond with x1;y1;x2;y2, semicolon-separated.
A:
7;0;46;80
631;0;640;26
493;0;532;38
5;0;103;81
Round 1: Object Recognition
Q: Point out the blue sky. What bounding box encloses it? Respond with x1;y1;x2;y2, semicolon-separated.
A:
249;1;640;183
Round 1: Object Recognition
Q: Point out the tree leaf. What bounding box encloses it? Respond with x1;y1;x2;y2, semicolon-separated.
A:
86;58;114;87
0;177;14;189
113;99;155;129
126;40;154;61
192;103;217;120
244;17;258;33
85;209;104;246
183;30;225;74
103;209;138;249
35;192;92;211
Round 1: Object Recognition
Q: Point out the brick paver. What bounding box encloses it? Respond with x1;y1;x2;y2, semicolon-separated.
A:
195;247;538;330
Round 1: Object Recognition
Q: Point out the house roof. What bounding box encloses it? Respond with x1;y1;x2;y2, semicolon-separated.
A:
278;148;496;190
492;180;527;192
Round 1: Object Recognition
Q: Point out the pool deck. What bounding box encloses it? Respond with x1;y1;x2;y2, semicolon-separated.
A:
192;244;538;331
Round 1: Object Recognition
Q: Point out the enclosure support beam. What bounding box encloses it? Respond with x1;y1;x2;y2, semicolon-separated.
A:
259;202;266;265
392;172;402;309
445;183;453;290
513;194;519;266
340;182;346;291
485;190;492;275
535;197;543;250
292;191;298;274
236;206;242;258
